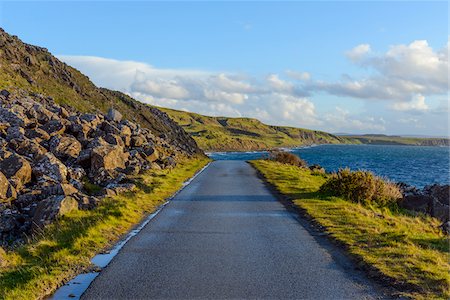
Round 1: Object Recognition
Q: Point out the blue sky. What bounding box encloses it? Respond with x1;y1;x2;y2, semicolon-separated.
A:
1;1;448;135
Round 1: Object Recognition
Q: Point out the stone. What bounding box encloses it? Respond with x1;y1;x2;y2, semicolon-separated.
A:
49;135;82;159
32;195;78;229
399;195;432;214
106;108;122;122
104;133;124;146
32;152;68;183
67;166;86;181
0;107;24;126
40;183;79;198
8;138;47;159
425;184;450;206
101;121;121;135
143;147;159;162
131;135;147;147
91;145;129;171
0;154;32;190
39;120;65;136
25;127;50;141
0;171;16;200
5;126;25;141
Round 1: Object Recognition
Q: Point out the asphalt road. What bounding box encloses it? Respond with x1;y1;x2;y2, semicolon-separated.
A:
82;160;384;299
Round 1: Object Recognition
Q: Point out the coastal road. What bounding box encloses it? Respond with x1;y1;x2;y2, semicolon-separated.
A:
82;160;384;299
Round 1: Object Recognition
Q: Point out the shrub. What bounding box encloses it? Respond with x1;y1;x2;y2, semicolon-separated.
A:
320;168;402;207
268;151;307;168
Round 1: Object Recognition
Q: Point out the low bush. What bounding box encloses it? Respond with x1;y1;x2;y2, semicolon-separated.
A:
320;168;402;207
268;151;307;168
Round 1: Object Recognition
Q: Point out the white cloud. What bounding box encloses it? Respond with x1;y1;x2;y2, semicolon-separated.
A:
59;38;448;136
346;44;371;62
391;94;429;112
285;70;311;81
304;39;448;104
323;107;386;132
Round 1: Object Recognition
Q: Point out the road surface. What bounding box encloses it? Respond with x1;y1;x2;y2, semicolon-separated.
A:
82;160;384;299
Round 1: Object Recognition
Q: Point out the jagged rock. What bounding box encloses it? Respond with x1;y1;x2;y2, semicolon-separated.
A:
25;127;50;141
142;147;159;162
91;145;129;171
40;183;79;198
0;154;32;190
48;135;82;159
102;121;121;135
39;119;65;136
104;133;124;146
8;138;47;159
400;195;432;214
5;126;25;141
0;107;24;126
32;153;67;183
32;195;78;229
161;156;176;169
67;166;86;181
106;108;122;122
0;171;17;200
131;135;147;147
424;184;450;206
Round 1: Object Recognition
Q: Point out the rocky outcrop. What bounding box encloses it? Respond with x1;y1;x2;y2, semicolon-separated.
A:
0;91;190;247
398;183;449;232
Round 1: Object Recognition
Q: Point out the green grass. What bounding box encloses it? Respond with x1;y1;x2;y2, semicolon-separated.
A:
0;157;209;300
251;160;449;299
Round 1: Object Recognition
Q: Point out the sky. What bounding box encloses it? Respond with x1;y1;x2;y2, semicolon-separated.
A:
1;1;448;136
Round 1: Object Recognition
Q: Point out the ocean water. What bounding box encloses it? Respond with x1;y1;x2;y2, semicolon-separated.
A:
207;145;450;188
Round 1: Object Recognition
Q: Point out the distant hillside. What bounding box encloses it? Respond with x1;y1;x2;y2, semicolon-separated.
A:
160;107;352;151
0;28;201;155
343;134;450;146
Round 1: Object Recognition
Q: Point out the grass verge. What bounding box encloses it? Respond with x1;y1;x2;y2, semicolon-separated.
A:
250;160;449;299
0;157;209;300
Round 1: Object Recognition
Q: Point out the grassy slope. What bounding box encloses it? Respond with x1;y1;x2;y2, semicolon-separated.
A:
251;160;449;299
160;107;352;151
346;135;450;146
0;157;209;299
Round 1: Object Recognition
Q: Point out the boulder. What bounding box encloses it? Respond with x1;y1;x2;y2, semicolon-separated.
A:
0;154;32;190
5;126;25;141
131;135;147;147
399;195;432;214
32;195;78;229
424;184;450;206
104;133;124;146
143;147;159;162
91;145;129;171
8;138;47;159
48;135;82;159
32;153;68;183
39;120;65;136
106;108;122;122
0;171;16;200
25;127;50;141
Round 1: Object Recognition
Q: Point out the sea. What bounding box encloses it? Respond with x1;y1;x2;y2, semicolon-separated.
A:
207;144;450;188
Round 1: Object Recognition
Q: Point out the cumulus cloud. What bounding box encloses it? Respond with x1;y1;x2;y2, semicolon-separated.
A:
59;38;448;135
346;44;371;62
323;107;386;132
306;39;448;105
391;94;429;112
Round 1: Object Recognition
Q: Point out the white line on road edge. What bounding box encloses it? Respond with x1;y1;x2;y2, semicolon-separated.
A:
50;162;211;300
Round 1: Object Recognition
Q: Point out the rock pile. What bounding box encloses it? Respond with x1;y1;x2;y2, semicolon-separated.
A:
0;90;182;246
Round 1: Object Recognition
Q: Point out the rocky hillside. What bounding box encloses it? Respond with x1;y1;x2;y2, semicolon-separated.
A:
0;28;201;156
160;107;352;151
0;90;189;247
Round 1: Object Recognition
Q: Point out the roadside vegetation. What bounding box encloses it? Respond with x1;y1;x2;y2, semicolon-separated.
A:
0;157;209;300
251;159;449;299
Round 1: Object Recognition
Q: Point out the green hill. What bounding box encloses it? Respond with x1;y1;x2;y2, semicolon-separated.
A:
0;28;201;155
159;107;352;151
